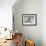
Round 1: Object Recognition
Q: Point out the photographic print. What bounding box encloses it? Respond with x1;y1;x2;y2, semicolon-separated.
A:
22;14;37;26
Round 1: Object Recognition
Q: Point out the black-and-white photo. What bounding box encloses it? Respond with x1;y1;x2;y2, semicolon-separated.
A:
22;14;37;26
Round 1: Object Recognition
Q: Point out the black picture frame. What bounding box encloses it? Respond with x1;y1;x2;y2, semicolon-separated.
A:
22;14;37;26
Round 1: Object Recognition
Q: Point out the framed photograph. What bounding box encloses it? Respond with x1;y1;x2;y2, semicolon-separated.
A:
22;14;37;26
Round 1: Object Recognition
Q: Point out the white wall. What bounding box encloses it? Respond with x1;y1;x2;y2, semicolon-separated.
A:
0;0;16;30
41;0;46;46
0;0;46;46
13;0;41;46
